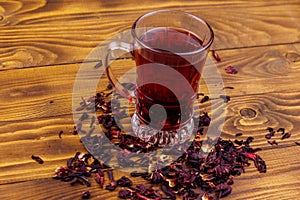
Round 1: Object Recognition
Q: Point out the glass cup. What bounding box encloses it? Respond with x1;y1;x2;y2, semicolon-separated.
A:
105;10;214;146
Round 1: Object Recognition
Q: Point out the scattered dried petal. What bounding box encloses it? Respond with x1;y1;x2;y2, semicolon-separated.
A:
82;190;91;199
105;170;117;191
80;113;89;121
253;155;267;173
58;130;63;139
95;173;105;188
197;93;204;98
94;60;103;69
212;50;221;62
225;66;238;74
265;131;275;139
198;112;211;126
235;133;243;137
281;132;291;140
73;126;78;135
234;139;244;146
219;95;231;103
53;91;269;200
76;106;85;111
222;86;234;90
161;184;176;200
105;185;117;191
105;91;113;97
200;96;209;103
78;176;91;187
31;155;44;164
245;136;254;144
130;171;149;178
90;116;96;128
117;176;133;187
277;127;285;135
227;177;234;185
107;83;113;90
268;140;278;146
216;183;232;198
118;189;133;199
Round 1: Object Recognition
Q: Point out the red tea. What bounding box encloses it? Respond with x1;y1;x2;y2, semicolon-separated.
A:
133;27;206;130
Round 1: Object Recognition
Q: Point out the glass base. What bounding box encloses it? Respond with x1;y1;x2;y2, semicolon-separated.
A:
131;112;194;147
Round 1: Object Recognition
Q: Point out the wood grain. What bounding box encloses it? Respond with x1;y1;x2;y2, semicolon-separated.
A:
0;142;299;199
0;174;147;200
0;0;299;69
0;43;299;122
0;115;86;184
0;43;300;199
1;1;300;198
1;90;300;183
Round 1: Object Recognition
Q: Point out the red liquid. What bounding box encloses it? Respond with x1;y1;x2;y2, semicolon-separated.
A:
133;27;206;130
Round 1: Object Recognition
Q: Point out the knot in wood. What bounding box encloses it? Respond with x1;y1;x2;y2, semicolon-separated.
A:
239;108;257;119
285;52;300;62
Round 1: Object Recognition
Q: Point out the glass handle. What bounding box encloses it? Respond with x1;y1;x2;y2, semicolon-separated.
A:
105;41;136;103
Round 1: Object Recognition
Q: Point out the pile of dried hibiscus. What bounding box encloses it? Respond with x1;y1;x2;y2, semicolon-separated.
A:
53;88;267;199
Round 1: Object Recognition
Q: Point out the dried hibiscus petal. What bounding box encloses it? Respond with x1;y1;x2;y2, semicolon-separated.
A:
53;93;269;200
58;130;63;139
222;86;234;90
219;95;231;103
82;190;90;199
225;66;238;74
107;83;113;90
118;189;133;199
31;155;44;164
234;139;244;146
161;184;176;200
94;60;103;69
212;50;221;62
235;133;243;137
117;176;133;187
198;112;211;126
216;183;232;198
241;152;266;173
200;95;209;103
277;127;285;135
268;140;278;145
253;155;267;173
105;170;117;191
281;132;291;140
265;130;275;139
95;173;105;188
130;171;149;178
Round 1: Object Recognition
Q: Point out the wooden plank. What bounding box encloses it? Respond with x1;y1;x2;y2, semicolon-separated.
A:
0;58;300;186
224;145;300;199
0;174;146;200
1;88;300;183
0;115;87;184
0;43;300;195
0;43;299;122
0;0;299;69
2;1;300;200
0;144;299;199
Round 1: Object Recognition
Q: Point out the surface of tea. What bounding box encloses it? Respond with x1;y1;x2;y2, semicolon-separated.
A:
133;27;206;129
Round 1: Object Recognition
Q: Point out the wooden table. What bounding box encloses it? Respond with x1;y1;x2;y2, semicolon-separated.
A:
0;0;300;199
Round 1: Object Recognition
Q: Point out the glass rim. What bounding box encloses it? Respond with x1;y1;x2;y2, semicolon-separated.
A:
131;10;214;56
